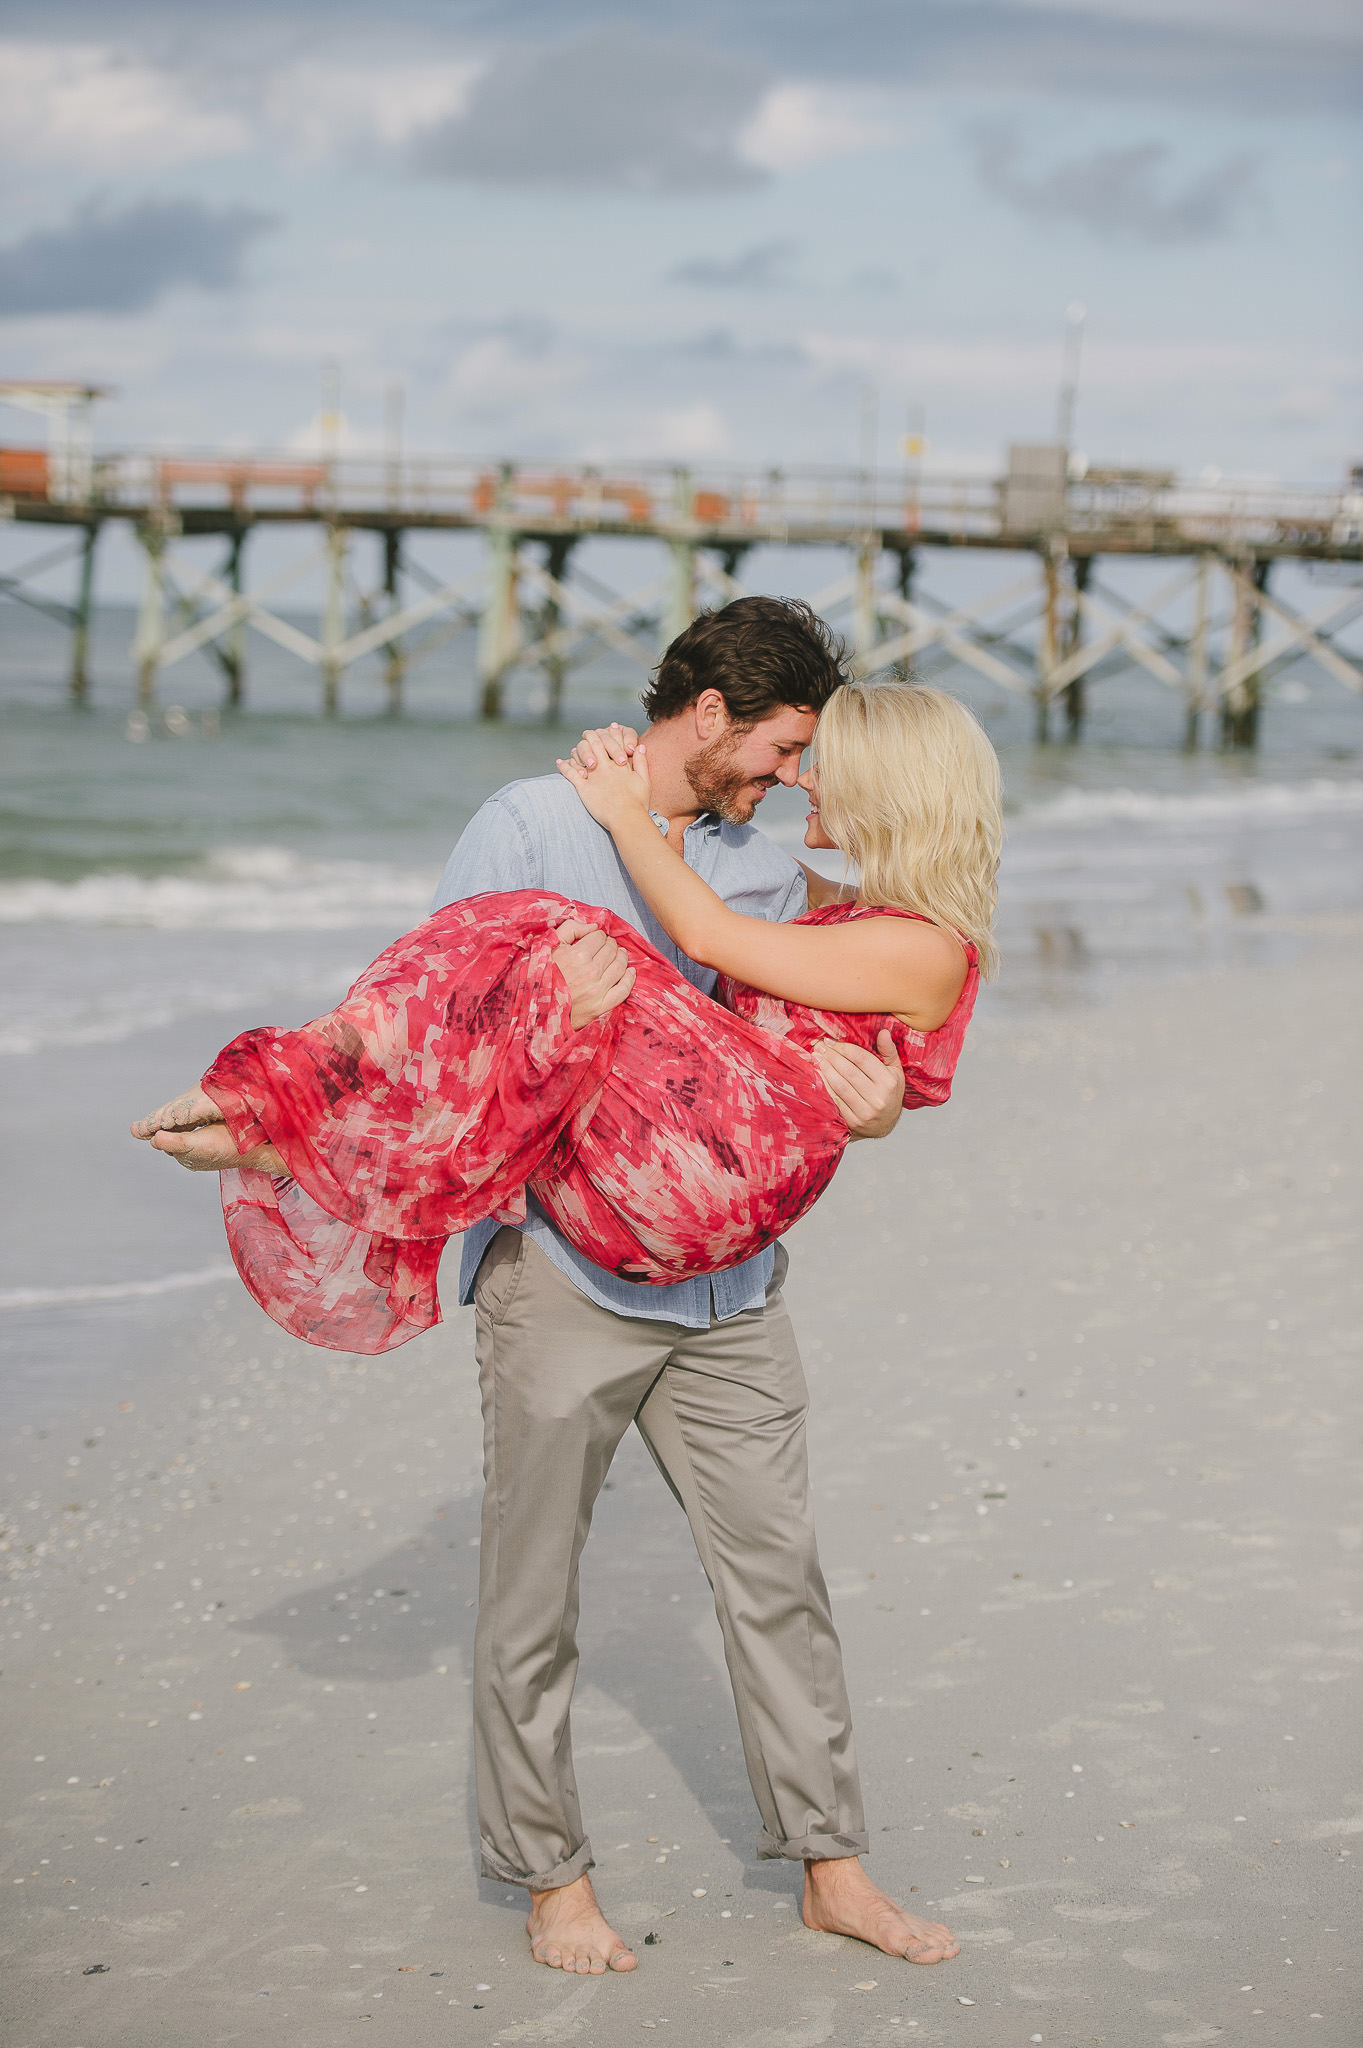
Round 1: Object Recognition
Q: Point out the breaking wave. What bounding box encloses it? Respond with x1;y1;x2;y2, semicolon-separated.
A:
0;1265;234;1310
0;846;439;931
1011;778;1363;829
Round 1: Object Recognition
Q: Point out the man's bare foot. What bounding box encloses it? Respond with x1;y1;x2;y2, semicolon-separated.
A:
131;1088;223;1142
148;1124;286;1175
526;1873;637;1975
803;1855;958;1964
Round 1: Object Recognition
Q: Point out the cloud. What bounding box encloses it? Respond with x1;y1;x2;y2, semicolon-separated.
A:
407;26;768;190
0;198;276;315
972;128;1259;243
446;333;587;413
628;399;731;459
669;240;799;290
0;40;250;167
262;55;481;157
738;83;893;171
502;0;1362;116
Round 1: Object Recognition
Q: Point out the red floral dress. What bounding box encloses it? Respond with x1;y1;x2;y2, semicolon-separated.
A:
204;891;978;1353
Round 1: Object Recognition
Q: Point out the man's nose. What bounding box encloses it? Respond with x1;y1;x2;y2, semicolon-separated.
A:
774;757;804;787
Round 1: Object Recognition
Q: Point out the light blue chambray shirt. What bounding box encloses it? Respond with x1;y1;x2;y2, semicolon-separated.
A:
432;774;808;1328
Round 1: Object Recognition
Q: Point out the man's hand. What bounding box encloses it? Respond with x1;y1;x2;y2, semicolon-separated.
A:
811;1030;906;1140
551;919;636;1030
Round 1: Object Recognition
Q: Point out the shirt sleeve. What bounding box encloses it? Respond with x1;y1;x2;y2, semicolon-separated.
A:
432;792;540;909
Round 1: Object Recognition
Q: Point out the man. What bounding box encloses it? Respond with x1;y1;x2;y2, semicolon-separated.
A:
434;596;959;1975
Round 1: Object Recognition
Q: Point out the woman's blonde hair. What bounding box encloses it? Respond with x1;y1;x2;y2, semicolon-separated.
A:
814;681;1003;979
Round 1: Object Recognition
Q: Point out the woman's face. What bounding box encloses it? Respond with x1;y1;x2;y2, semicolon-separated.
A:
797;765;837;851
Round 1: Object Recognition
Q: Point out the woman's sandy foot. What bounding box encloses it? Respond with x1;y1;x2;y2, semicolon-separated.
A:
526;1874;637;1975
802;1856;958;1964
149;1125;286;1175
131;1088;223;1142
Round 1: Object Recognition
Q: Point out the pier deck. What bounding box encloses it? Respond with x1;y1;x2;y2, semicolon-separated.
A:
2;446;1360;744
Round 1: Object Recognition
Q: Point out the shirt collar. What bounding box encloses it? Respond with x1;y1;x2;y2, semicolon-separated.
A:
648;810;724;838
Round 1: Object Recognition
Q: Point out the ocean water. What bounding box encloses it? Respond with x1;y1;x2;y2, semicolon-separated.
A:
3;597;1361;1053
1;595;1361;1374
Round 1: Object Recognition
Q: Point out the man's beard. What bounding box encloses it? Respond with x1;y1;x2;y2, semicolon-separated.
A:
683;727;772;824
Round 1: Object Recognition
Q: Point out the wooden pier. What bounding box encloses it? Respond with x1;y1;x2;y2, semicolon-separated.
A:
2;402;1361;746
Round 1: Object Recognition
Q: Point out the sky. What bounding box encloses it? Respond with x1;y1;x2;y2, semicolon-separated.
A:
0;0;1359;483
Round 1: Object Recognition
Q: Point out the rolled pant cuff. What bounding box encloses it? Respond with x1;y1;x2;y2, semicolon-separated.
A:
757;1827;869;1862
480;1837;595;1892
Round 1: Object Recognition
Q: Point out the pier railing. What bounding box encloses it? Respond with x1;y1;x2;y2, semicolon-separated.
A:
6;448;1356;558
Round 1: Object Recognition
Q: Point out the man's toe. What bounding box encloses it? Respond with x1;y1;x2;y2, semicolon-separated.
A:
610;1950;637;1972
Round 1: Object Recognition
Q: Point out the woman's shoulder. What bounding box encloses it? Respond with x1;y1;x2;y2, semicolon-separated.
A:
798;902;973;1026
798;901;971;954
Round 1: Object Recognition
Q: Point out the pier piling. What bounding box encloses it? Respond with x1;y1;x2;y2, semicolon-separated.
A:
1063;556;1092;741
67;520;97;705
321;523;348;715
382;529;405;715
1185;554;1211;749
132;524;166;709
478;493;520;720
222;528;246;709
1222;560;1268;750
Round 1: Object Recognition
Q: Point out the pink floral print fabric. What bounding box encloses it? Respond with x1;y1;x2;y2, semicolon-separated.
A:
205;891;977;1354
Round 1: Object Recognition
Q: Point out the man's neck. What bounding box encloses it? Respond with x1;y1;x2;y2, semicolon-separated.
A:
639;721;706;837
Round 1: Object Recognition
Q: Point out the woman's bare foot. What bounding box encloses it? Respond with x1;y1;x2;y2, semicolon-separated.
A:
802;1855;958;1964
148;1124;286;1175
131;1088;223;1142
526;1874;637;1975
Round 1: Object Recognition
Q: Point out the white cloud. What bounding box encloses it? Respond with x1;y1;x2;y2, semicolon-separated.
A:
446;337;586;410
0;42;250;168
642;400;731;459
263;57;482;158
285;408;386;455
801;331;1361;417
739;84;894;173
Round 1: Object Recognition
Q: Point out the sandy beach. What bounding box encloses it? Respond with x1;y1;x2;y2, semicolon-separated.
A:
2;917;1360;2047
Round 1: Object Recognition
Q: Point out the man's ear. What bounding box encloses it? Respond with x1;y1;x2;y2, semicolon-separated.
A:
692;688;730;741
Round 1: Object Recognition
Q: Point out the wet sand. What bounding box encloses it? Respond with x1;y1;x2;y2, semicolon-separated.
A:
3;921;1361;2046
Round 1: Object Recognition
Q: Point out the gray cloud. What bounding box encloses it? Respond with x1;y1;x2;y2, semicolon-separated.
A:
669;240;799;289
0;198;276;315
571;1;1362;114
663;327;806;365
408;26;767;190
973;128;1260;243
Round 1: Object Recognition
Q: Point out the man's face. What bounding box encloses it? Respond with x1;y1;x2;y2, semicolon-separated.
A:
684;705;818;824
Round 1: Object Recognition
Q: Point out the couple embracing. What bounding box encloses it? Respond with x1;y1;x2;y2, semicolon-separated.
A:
134;596;1002;1977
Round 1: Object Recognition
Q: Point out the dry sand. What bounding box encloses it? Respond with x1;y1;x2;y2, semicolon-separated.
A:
3;924;1361;2046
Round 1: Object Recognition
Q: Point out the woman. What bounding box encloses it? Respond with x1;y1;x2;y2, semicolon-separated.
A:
132;682;1002;1354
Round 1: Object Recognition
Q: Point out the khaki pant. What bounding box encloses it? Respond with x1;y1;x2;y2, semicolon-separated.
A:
472;1227;867;1890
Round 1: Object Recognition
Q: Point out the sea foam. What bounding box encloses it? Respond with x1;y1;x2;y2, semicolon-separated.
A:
1010;778;1363;829
0;1265;234;1310
0;846;438;931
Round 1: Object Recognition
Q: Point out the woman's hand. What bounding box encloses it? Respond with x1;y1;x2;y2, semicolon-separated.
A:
569;723;639;771
551;919;636;1030
557;727;652;830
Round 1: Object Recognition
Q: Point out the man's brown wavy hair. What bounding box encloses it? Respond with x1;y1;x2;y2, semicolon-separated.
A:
642;596;846;727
